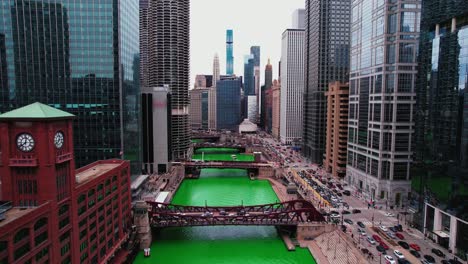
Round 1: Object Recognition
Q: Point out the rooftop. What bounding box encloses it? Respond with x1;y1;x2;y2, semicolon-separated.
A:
0;207;37;228
76;162;122;185
0;102;75;120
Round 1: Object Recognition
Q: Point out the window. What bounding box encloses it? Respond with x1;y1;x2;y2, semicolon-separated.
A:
35;247;49;261
386;44;396;64
34;218;47;231
398;74;413;92
78;194;86;204
396;104;411;122
399;43;415;63
393;163;408;180
14;243;30;260
59;204;69;216
59;218;70;229
395;133;410;151
14;228;29;244
34;232;48;246
384;104;393;122
383;132;392;151
80;241;88;252
401;12;416;32
387;14;397;34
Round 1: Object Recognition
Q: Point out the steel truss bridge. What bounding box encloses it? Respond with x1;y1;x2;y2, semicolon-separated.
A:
183;161;271;169
147;200;325;227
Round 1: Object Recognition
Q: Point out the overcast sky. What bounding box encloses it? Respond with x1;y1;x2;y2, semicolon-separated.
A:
190;0;305;87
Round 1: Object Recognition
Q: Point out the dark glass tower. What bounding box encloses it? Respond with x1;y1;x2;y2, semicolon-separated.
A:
250;46;261;67
243;56;255;96
226;29;234;75
303;0;351;163
148;0;190;160
412;0;468;222
0;0;140;173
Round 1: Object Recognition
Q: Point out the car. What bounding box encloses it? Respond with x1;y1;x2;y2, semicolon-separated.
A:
380;225;389;232
431;248;445;257
410;244;421;251
397;259;411;264
342;210;351;215
384;255;396;264
387;231;396;239
376;244;386;253
421;260;431;264
385;212;395;217
395;225;403;232
367;236;377;245
409;250;420;258
373;234;383;243
352;209;362;214
442;261;451;264
359;230;367;236
393;250;405;259
342;190;351;196
357;221;366;228
398;241;410;249
390;227;398;232
380;242;389;250
395;233;405;239
341;225;347;232
344;218;353;225
423;255;435;263
330;213;340;218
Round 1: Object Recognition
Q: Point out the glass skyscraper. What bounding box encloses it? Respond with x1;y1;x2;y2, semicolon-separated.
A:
217;76;241;130
226;29;234;75
346;0;420;207
0;0;140;173
303;0;351;163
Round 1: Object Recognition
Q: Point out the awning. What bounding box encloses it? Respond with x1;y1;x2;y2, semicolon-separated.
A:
433;230;450;238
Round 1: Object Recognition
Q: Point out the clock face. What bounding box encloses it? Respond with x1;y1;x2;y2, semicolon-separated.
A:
54;131;64;149
16;133;35;152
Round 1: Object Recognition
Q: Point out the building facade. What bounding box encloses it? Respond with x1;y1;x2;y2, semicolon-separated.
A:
0;0;141;173
141;87;172;174
261;59;273;129
209;55;220;130
292;9;306;29
217;77;242;131
280;29;305;145
323;82;349;178
189;88;210;130
303;0;351;163
147;0;190;160
272;80;281;140
0;103;131;264
226;30;234;75
415;2;468;251
346;0;420;207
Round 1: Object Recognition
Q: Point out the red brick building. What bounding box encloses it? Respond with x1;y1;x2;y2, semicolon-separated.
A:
0;103;132;264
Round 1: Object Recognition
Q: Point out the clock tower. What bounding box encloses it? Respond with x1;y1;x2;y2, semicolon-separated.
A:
0;102;75;206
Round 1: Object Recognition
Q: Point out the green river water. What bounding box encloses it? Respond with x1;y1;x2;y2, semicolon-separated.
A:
192;147;255;162
134;150;316;264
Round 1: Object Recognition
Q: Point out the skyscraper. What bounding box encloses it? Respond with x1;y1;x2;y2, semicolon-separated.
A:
217;76;242;130
292;9;306;29
416;2;468;251
209;54;220;130
260;59;273;128
272;80;281;140
226;30;234;75
140;0;150;89
0;0;140;173
346;0;420;207
280;29;305;145
213;54;221;86
243;55;255;95
250;46;261;101
303;0;351;163
147;0;190;160
250;46;261;67
264;59;273;90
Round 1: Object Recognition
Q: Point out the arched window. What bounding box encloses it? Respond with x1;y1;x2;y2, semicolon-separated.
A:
34;218;48;231
88;189;95;197
14;228;29;244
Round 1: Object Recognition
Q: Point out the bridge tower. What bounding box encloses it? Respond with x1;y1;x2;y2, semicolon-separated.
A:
134;201;152;249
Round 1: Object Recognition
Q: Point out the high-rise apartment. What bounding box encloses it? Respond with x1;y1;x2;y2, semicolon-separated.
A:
226;30;234;75
347;0;420;207
147;0;190;160
280;29;305;145
303;0;351;162
415;1;468;252
0;0;140;173
323;82;349;178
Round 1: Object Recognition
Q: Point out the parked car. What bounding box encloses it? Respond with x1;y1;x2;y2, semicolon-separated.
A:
390;226;398;232
344;219;353;225
393;250;405;259
376;244;386;253
431;248;445;257
397;259;411;264
387;231;396;239
395;224;403;232
367;236;377;245
373;234;383;243
409;250;420;258
410;244;421;251
395;233;405;240
352;209;362;214
380;242;389;250
384;255;396;264
357;221;365;228
342;210;351;215
342;190;351;196
423;255;435;263
385;212;395;217
379;225;389;232
398;241;410;249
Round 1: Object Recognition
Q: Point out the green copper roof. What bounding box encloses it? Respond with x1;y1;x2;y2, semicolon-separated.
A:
0;102;74;119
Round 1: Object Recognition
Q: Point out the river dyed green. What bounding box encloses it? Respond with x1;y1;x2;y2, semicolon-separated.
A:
134;168;316;264
193;147;254;162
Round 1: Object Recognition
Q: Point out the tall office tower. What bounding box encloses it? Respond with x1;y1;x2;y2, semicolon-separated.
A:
0;0;140;173
209;54;220;130
324;82;349;178
148;0;190;160
213;54;221;86
140;0;149;88
142;87;172;174
194;75;213;89
250;46;261;67
303;0;351;163
189;88;210;130
243;55;255;95
250;46;261;110
292;9;306;29
217;76;242;130
347;0;420;207
272;80;281;140
415;1;468;247
260;59;273;128
226;30;234;75
280;29;305;145
264;59;273;89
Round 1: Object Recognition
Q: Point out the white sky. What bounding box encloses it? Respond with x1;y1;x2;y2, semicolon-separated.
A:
190;0;305;87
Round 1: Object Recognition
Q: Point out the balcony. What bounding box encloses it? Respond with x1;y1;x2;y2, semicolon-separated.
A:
9;155;38;167
56;152;72;164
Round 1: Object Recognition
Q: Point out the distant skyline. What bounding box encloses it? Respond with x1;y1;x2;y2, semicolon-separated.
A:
190;0;305;87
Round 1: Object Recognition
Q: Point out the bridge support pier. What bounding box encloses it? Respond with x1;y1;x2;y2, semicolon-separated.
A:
134;201;152;249
296;223;336;241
